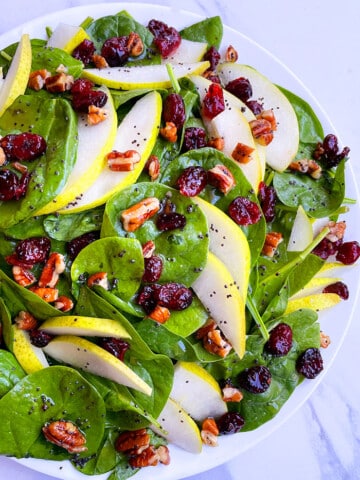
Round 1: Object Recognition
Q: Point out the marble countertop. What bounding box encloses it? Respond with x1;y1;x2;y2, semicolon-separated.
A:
0;1;359;479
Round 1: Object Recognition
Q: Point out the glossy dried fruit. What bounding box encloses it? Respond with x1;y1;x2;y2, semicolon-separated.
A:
72;38;96;65
203;46;221;71
137;284;162;314
156;212;186;231
0;169;30;201
313;133;350;168
176;166;208;197
72;89;108;112
142;255;163;283
29;329;54;347
100;337;129;361
265;323;293;356
238;365;272;393
225;76;252;102
322;281;349;300
228;196;262;226
217;412;245;434
1;133;46;162
312;237;342;260
202;82;225;119
335;241;360;265
101;36;129;66
183;127;207;152
147;19;181;58
163;93;185;129
15;237;51;265
66;231;100;261
296;347;324;379
258;181;277;223
158;282;193;310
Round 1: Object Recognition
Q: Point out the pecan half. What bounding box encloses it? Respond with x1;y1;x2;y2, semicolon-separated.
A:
38;252;65;288
42;420;87;453
107;149;141;171
93;54;109;69
249;118;274;146
115;429;150;454
225;45;238;62
145;155;160;181
127;32;144;57
207;164;236;194
121;197;160;232
45;72;74;93
288;158;322;179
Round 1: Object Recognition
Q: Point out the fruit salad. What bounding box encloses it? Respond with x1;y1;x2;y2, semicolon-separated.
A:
0;7;358;479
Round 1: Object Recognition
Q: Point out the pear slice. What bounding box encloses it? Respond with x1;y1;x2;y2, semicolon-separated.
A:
195;196;250;301
287;205;313;252
82;61;210;89
0;34;32;117
47;23;90;53
161;39;208;64
37;86;118;215
43;335;152;395
151;397;203;453
170;361;227;422
60;90;162;213
39;315;131;339
290;277;341;300
217;62;299;172
192;252;246;358
285;292;341;315
12;326;49;374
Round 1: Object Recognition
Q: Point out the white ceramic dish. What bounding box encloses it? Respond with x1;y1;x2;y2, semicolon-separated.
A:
1;3;359;479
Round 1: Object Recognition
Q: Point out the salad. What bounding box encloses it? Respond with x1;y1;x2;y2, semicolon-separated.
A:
0;5;359;480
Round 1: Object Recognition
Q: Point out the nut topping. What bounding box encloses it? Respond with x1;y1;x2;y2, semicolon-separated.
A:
28;286;59;303
147;305;171;324
12;265;36;287
14;311;38;330
160;121;178;143
87;272;109;290
225;45;238;63
54;295;74;312
288;158;322;179
87;105;108;125
45;72;74;93
261;231;283;257
107;149;141;171
145;155;160;181
121;197;160;232
201;417;219;446
42;420;87;454
231;142;255;163
38;252;65;288
207;164;236;194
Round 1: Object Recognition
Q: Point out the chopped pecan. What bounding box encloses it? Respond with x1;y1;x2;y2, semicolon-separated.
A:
107;149;141;171
201;418;219;446
207;164;236;194
29;286;59;303
12;162;28;174
127;32;144;57
160;121;177;143
320;331;331;348
261;231;283;257
225;45;238;62
129;445;159;468
45;72;74;93
87;272;109;289
55;63;68;74
42;420;87;454
249;118;274;146
231;142;255;163
93;54;109;69
156;445;170;465
326;221;346;242
204;329;232;358
87;105;108;125
115;429;150;454
145;155;160;181
258;109;277;131
14;311;38;330
207;136;225;151
222;385;243;402
142;240;156;258
28;69;51;91
38;252;65;288
54;295;74;312
147;305;171;324
195;319;217;340
121;197;160;232
288;158;322;179
12;265;36;287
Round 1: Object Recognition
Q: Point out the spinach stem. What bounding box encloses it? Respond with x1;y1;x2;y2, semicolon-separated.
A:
0;50;12;62
246;296;269;341
45;26;53;39
80;16;94;29
166;64;181;94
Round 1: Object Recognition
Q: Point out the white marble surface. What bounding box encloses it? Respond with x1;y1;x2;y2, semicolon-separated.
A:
0;0;359;479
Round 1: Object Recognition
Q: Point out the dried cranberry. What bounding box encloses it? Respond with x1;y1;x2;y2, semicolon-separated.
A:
246;100;263;115
314;133;350;168
265;323;293;356
99;337;129;361
202;83;225;119
71;78;94;94
175;166;208;197
182;127;207;152
217;412;245;434
148;19;181;58
228;196;262;226
322;281;349;300
158;282;193;310
258;181;277;223
335;241;360;265
66;231;100;261
1;133;46;162
203;46;221;71
72;39;96;65
101;36;129;66
15;237;51;265
312;237;342;260
238;365;272;393
163;93;186;129
72;89;108;112
156;212;186;231
137;284;161;314
225;77;252;103
142;255;163;283
0;169;30;201
296;347;323;379
29;329;53;347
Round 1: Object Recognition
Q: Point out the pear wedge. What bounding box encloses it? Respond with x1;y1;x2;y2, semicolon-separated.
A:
170;361;227;422
217;63;299;172
43;335;152;395
151;397;203;453
192;252;246;358
161;39;208;64
290;277;341;300
37;86;118;214
195;196;250;301
12;326;49;374
39;315;131;339
60;90;162;213
287;205;313;252
47;23;90;53
82;61;210;90
0;34;32;117
285;293;341;315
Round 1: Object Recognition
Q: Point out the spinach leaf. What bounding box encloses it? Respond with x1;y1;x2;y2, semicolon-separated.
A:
0;349;25;398
31;44;83;78
2;215;47;239
0;95;78;229
43;208;104;241
0;366;106;460
101;183;209;287
180;16;223;48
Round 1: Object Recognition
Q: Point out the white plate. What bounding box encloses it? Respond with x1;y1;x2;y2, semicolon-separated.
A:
1;3;359;479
